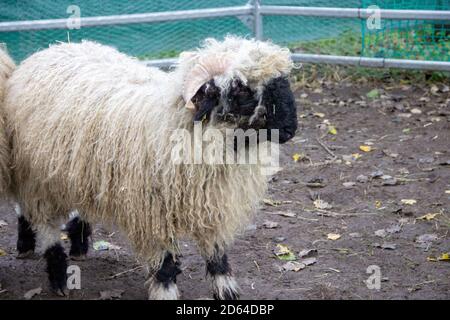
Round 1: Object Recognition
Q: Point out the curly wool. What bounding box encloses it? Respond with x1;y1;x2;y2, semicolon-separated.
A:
0;39;289;267
0;48;13;195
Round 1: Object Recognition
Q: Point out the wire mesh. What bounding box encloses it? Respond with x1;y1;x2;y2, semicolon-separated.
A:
361;0;450;61
0;0;449;63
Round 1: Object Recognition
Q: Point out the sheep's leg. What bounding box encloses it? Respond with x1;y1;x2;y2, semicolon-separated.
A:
205;247;239;300
66;214;92;261
37;223;69;296
16;215;36;259
147;252;181;300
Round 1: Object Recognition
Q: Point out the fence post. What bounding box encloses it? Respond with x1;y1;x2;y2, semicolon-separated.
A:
253;0;263;40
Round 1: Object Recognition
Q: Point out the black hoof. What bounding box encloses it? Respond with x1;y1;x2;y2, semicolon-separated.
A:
66;217;91;257
44;243;68;296
17;216;36;254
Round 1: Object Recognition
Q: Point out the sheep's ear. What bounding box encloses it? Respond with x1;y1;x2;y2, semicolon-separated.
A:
192;80;221;122
262;77;297;144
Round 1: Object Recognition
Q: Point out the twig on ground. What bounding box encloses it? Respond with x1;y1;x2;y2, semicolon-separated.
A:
104;265;143;280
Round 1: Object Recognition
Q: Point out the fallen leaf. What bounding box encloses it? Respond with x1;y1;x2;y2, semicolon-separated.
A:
342;182;356;188
313;199;332;210
313;112;325;118
0;220;8;228
282;261;305;272
417;213;441;221
386;224;402;234
381;243;396;250
300;257;317;266
292;153;302;162
327;233;341;241
401;199;417;205
274;244;296;261
375;229;387;237
438;253;449;261
93;240;121;251
24;287;42;300
370;170;384;178
263;198;282;207
375;200;382;209
262;220;279;229
410;108;422;114
298;249;318;258
270;211;296;218
359;145;372;152
416;234;438;243
60;233;68;241
328;125;337;135
0;248;7;256
366;89;379;99
357;174;369;183
99;289;124;300
427;253;449;262
349;232;362;238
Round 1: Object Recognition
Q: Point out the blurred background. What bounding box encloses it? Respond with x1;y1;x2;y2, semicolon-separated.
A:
0;0;449;63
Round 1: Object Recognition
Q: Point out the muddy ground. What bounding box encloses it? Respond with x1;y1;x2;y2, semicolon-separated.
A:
0;75;449;300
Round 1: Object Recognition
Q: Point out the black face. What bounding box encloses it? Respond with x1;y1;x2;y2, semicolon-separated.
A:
192;77;297;144
261;77;298;144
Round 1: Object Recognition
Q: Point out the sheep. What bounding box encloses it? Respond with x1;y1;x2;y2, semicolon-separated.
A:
0;36;297;299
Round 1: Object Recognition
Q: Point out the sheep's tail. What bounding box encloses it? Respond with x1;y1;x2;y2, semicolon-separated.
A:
0;46;15;196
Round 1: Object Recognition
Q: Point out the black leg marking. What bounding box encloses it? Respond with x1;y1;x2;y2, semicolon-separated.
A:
17;216;36;258
206;250;239;300
44;243;68;296
155;252;181;288
206;252;231;276
66;217;91;259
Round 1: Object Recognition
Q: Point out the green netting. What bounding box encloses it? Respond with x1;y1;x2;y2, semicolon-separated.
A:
0;0;449;63
361;0;450;61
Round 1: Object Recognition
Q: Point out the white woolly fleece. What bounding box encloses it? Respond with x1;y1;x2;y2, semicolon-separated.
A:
0;37;291;269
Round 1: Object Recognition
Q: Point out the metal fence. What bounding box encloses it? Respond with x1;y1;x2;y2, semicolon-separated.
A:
1;0;449;71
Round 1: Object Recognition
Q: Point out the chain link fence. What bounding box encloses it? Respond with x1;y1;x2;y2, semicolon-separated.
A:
0;0;449;65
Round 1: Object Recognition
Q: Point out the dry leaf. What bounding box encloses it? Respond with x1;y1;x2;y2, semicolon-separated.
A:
263;198;282;207
24;287;42;300
438;253;449;261
327;233;341;241
417;213;440;221
313;112;325;118
427;253;449;262
292;153;302;162
401;199;417;205
300;257;317;266
270;211;296;218
282;261;305;272
262;220;279;229
375;200;382;209
0;220;8;228
359;145;372;152
0;248;7;256
298;249;318;258
313;199;333;210
275;244;296;261
328;125;337;135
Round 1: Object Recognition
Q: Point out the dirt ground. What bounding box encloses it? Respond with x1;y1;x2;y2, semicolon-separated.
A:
0;74;449;300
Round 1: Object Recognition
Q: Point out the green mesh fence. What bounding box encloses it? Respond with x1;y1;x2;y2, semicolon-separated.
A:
361;0;450;60
0;0;449;63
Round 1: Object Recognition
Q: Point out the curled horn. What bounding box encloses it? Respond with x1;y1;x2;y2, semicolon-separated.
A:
182;53;231;110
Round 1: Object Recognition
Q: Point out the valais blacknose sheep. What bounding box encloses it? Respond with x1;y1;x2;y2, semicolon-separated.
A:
0;36;297;299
